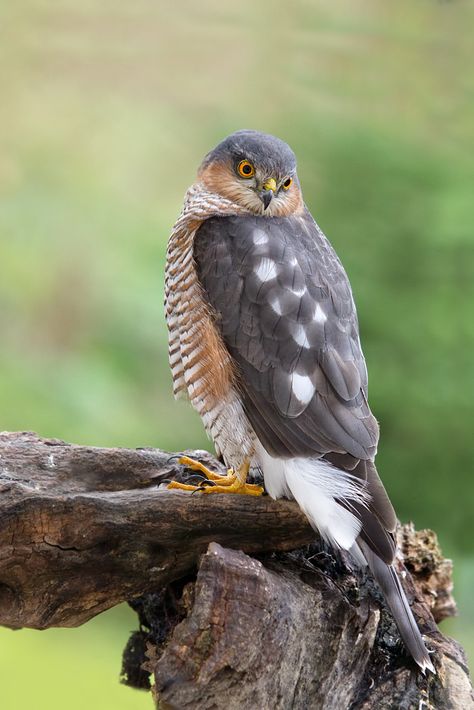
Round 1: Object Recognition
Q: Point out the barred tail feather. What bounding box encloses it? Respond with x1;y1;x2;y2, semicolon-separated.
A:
358;540;435;674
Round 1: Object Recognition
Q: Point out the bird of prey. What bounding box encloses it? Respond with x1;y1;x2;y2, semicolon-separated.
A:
165;130;434;673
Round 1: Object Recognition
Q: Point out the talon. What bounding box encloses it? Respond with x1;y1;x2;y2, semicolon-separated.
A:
166;457;264;496
191;486;206;494
187;473;209;484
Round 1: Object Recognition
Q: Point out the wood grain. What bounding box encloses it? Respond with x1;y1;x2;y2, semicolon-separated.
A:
0;431;313;628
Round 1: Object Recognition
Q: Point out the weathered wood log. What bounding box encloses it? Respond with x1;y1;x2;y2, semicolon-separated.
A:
130;543;473;710
0;431;314;628
0;431;472;709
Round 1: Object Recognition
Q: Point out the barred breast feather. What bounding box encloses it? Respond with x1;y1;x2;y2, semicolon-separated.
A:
164;185;255;464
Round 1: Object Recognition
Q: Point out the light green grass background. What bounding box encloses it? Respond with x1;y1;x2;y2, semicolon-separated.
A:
0;1;473;707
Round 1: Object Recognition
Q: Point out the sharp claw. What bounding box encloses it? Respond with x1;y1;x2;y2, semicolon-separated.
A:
191;486;206;495
200;478;216;487
187;474;209;484
166;454;182;464
164;472;208;487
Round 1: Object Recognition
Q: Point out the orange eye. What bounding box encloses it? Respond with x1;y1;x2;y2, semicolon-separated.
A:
282;177;293;190
237;160;255;178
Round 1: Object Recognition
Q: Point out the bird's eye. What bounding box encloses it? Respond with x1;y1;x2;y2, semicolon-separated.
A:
237;160;255;178
282;177;293;190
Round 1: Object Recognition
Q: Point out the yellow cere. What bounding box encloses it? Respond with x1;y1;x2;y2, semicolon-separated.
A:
263;177;277;193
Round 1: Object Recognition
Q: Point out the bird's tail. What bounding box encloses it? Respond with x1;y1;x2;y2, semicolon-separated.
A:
259;450;435;673
358;539;435;674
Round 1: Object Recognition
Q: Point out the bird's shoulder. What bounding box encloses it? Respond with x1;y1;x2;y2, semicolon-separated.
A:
195;208;359;357
195;208;348;281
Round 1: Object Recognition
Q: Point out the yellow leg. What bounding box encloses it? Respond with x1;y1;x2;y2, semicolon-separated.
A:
167;457;263;496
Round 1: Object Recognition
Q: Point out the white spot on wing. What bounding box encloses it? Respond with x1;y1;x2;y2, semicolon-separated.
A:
270;297;283;316
255;258;278;283
252;229;269;246
314;304;327;323
291;372;315;404
293;324;310;348
292;285;306;297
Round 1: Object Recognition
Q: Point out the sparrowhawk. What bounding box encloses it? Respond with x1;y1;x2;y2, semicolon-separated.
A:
164;130;434;673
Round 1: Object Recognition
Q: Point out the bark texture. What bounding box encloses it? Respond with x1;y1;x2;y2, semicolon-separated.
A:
0;431;313;629
128;543;473;710
0;431;472;709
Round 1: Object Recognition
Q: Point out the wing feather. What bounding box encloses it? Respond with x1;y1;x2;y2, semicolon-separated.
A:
193;211;379;461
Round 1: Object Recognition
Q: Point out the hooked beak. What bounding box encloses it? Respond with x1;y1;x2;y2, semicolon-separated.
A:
260;177;277;210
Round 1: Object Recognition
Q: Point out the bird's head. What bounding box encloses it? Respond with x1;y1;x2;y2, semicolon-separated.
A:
197;130;303;217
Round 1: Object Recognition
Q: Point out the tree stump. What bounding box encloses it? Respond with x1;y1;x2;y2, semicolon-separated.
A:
0;432;472;709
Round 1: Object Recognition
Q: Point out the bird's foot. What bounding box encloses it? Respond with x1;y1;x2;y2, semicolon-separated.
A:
167;456;264;496
200;476;264;496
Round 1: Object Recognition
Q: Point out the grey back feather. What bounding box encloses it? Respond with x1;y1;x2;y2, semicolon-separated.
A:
194;210;378;460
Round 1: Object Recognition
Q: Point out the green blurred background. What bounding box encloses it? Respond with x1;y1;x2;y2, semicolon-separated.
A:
0;0;473;707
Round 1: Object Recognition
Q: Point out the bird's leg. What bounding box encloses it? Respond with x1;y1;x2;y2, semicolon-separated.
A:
167;457;263;496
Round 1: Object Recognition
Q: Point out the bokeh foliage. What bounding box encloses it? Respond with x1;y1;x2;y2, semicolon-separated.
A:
0;1;473;707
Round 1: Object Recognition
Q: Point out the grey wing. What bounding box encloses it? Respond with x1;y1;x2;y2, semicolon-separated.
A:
194;211;379;462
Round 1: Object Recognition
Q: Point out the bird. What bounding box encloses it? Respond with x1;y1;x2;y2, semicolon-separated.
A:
164;129;435;673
